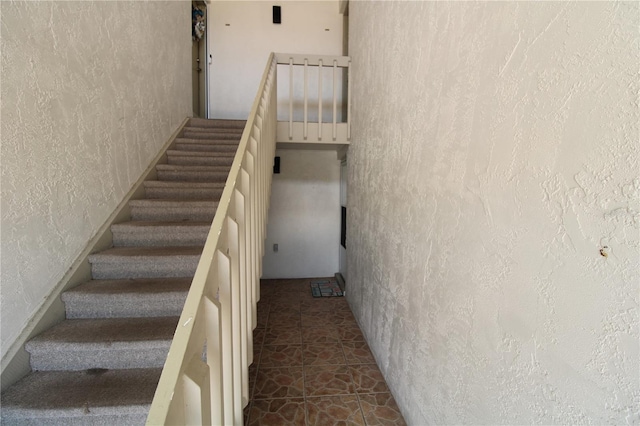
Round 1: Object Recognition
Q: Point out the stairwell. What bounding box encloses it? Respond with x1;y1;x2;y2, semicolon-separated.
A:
1;118;246;425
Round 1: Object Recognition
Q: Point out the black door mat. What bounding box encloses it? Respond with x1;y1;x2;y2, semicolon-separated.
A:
310;280;343;297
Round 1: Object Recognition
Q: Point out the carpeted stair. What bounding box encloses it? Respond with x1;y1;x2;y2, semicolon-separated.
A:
1;118;246;425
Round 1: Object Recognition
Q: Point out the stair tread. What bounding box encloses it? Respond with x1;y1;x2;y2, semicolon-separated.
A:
26;317;179;347
167;149;236;157
129;198;218;206
143;180;225;188
183;128;242;134
173;143;239;153
175;137;240;144
112;221;211;229
62;279;190;319
89;246;203;259
1;368;160;417
63;278;191;296
182;126;243;134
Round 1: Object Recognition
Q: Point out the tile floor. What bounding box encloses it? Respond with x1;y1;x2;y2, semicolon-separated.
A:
245;278;406;426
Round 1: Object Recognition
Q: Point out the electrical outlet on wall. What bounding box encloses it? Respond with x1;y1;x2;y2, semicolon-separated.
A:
273;243;278;252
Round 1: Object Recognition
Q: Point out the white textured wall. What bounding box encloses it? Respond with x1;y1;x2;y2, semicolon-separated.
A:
209;0;344;119
347;2;639;424
262;149;340;278
1;1;191;359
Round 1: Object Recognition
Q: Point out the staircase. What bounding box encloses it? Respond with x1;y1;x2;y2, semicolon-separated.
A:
1;118;246;425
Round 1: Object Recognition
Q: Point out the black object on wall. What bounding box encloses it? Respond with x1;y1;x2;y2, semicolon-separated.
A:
273;156;280;174
341;206;346;248
273;6;281;24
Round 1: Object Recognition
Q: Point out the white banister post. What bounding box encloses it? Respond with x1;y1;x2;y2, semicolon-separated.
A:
288;57;293;140
318;59;323;140
333;60;337;140
204;296;223;425
226;214;243;422
347;59;351;141
303;58;308;140
216;246;235;426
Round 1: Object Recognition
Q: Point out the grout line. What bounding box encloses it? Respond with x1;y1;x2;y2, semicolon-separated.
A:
338;310;368;425
246;297;267;425
298;299;309;426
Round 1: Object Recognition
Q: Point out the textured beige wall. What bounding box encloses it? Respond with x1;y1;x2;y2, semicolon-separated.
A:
1;1;191;358
347;2;639;424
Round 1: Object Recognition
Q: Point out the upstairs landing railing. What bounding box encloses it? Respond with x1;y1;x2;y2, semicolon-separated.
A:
147;52;350;425
275;53;351;144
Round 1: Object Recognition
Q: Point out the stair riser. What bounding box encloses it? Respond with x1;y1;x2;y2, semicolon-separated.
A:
130;206;216;222
174;143;239;153
63;293;187;319
2;413;149;425
188;118;246;129
90;257;199;279
112;230;208;247
144;186;223;199
167;155;234;167
27;345;171;371
156;170;229;182
181;132;241;140
175;138;240;145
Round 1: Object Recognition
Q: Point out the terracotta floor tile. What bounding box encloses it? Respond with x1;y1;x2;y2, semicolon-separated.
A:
251;279;401;426
342;341;376;365
304;364;355;397
302;326;340;344
260;344;303;367
303;342;347;366
358;393;406;426
243;402;252;426
333;318;359;328
268;312;301;328
253;330;264;364
300;300;336;312
334;310;357;322
253;328;266;347
256;310;269;329
248;398;306;426
269;298;302;311
263;327;302;346
306;395;365;426
301;312;335;327
248;363;259;399
350;364;389;394
337;325;366;342
253;366;304;399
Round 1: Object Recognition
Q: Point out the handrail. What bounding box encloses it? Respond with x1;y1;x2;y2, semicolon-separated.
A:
146;53;277;425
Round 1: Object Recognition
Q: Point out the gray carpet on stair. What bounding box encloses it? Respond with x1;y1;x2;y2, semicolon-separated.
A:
129;199;219;221
111;221;210;246
1;368;161;425
26;317;179;370
62;278;191;318
143;180;225;199
88;246;203;279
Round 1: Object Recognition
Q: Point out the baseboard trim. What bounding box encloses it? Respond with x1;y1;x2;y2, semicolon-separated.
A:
335;272;346;295
0;117;190;391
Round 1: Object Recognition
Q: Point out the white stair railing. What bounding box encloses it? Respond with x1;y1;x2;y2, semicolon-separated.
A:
147;52;350;425
146;53;277;425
